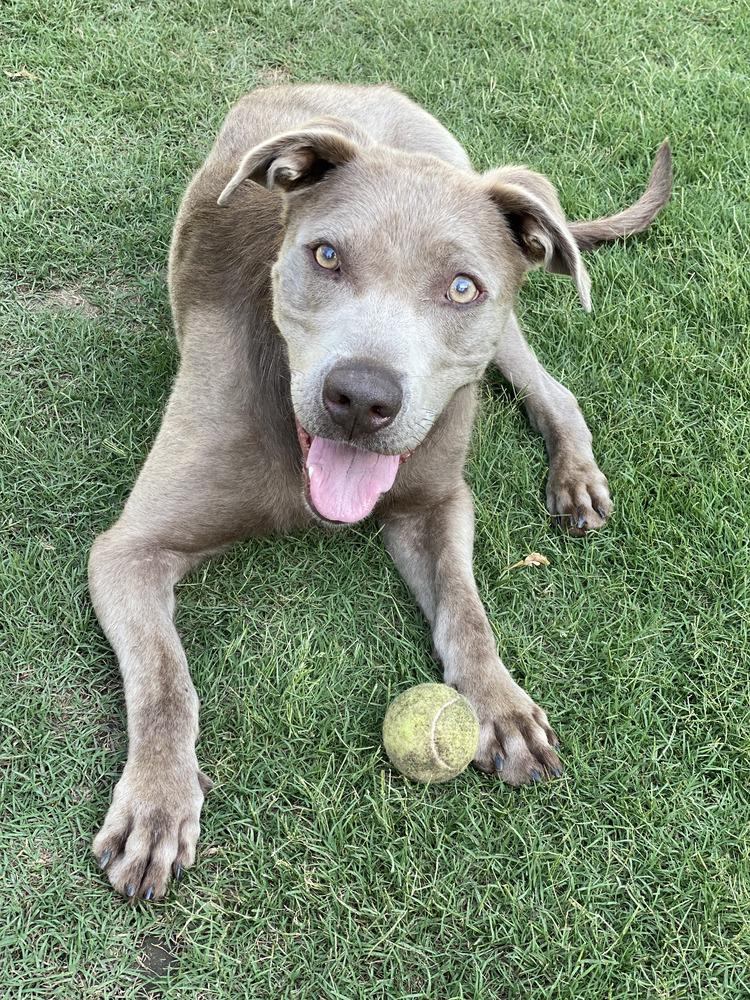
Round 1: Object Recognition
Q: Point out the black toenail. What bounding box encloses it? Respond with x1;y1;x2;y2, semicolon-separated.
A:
577;517;586;529
597;506;606;518
552;767;561;778
126;883;136;898
494;754;503;772
99;850;111;869
145;886;155;901
175;862;183;882
531;769;542;783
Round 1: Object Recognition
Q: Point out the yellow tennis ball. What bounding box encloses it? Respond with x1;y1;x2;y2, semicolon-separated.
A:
382;683;480;783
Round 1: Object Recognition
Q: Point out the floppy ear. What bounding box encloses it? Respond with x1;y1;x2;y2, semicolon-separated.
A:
217;117;368;205
484;166;591;311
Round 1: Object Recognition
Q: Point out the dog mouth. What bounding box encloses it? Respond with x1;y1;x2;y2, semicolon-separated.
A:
296;420;416;524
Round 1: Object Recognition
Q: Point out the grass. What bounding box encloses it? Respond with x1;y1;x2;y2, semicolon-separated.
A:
2;0;749;996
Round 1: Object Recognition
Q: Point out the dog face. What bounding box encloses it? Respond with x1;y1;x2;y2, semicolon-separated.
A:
218;120;590;523
272;151;525;452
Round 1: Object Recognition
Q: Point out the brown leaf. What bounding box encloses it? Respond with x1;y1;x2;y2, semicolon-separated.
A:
503;552;550;572
5;68;40;82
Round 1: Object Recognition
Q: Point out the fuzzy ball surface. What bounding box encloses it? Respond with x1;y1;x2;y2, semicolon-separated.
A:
382;683;480;783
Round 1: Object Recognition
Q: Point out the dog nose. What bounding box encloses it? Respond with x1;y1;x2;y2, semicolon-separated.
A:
323;362;403;437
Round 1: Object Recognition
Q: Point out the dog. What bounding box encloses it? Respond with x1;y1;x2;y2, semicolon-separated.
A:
89;83;671;900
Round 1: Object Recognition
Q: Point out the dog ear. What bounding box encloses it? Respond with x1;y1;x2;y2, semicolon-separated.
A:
484;167;591;311
217;118;367;205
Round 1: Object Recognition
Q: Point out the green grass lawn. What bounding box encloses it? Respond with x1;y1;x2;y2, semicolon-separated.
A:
2;1;749;996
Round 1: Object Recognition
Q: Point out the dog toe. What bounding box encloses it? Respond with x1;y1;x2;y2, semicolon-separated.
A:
93;761;207;901
471;687;563;787
547;459;612;536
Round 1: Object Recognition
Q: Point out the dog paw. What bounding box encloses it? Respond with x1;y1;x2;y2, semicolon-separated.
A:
546;457;612;537
92;759;212;901
471;683;562;786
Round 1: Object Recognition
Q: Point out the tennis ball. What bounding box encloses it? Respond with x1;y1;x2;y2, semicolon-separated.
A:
382;683;480;783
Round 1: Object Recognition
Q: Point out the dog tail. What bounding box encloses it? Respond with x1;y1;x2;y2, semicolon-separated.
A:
568;140;672;251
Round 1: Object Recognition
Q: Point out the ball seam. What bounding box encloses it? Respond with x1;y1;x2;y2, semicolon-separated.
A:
430;696;460;770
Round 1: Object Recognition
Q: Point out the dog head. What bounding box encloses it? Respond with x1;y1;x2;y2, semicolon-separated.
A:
218;118;589;523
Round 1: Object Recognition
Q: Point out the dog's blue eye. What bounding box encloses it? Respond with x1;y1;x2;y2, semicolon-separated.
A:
314;244;339;269
448;275;478;304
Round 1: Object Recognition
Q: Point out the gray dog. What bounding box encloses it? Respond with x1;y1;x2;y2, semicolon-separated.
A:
89;84;671;900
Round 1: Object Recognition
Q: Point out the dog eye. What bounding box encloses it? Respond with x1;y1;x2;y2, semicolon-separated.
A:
314;244;340;270
447;275;479;304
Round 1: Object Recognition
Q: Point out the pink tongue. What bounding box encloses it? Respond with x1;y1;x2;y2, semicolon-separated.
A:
307;436;400;523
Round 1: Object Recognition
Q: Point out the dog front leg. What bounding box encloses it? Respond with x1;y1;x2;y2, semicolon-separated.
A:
89;528;214;900
495;311;613;536
381;483;562;785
